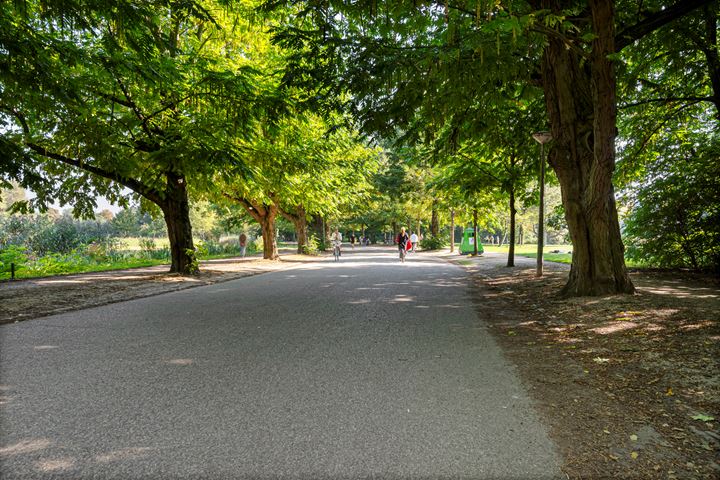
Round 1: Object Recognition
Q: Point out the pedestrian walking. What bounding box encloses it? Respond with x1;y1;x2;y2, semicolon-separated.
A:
239;233;248;258
410;231;419;253
396;227;409;263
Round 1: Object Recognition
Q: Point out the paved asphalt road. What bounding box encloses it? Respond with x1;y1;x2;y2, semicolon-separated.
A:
0;248;561;479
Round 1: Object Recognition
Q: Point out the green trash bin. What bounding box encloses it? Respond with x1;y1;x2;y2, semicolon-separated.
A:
460;228;484;255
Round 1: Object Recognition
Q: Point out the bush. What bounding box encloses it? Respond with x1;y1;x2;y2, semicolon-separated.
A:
622;150;720;271
137;238;169;260
0;245;28;278
419;235;447;251
302;234;320;255
253;236;264;253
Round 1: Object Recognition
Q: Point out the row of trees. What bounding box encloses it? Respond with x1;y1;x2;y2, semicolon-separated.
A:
0;0;380;272
2;0;718;294
264;0;718;294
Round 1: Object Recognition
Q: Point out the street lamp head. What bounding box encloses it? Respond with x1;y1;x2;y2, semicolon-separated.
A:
532;131;553;144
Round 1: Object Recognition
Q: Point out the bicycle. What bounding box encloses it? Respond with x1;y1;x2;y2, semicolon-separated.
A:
333;240;341;261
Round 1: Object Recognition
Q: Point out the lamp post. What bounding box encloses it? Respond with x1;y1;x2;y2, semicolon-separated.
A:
532;131;552;277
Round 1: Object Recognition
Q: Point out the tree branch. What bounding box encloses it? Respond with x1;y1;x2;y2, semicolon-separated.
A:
629;99;704;158
223;192;264;221
619;96;714;109
25;142;163;204
616;0;713;51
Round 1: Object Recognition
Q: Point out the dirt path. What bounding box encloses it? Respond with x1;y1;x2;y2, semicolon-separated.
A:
447;252;720;479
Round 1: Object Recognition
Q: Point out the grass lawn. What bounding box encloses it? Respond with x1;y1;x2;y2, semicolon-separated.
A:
482;243;648;267
483;244;573;264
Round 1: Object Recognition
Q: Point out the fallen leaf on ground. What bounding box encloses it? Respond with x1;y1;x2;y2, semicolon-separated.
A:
691;414;714;422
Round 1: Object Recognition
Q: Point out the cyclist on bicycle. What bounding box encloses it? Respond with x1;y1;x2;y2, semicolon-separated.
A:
331;228;343;258
396;227;409;263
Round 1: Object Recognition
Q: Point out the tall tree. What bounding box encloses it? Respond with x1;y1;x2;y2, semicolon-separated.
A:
0;0;274;273
267;0;711;295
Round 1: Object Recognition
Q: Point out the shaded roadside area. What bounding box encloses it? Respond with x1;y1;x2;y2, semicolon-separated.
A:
447;251;719;479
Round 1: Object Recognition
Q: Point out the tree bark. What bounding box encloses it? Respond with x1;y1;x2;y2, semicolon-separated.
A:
472;209;479;256
258;206;279;260
280;205;308;254
450;208;455;252
310;215;325;250
228;195;279;260
295;213;308;254
431;206;439;236
537;142;546;277
161;172;197;274
323;219;330;247
508;185;516;267
540;0;634;296
702;4;720;117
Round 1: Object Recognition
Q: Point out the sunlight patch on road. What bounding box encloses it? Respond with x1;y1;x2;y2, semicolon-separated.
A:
0;438;52;456
35;457;75;472
390;295;415;303
34;345;59;350
165;358;193;366
95;447;152;463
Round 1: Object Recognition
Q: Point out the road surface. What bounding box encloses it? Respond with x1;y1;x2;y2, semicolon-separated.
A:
1;248;561;479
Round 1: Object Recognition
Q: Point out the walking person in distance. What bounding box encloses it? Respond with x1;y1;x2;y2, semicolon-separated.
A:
396;227;409;263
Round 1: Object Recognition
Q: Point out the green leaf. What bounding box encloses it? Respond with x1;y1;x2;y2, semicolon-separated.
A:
691;414;715;422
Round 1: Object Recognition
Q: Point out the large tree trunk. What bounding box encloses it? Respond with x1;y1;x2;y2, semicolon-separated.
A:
280;205;308;254
508;185;516;267
295;214;308;254
161;173;197;274
450;208;455;252
258;206;279;260
472;209;479;256
541;0;634;296
430;206;439;237
310;215;325;250
231;196;279;260
323;220;330;247
702;4;720;118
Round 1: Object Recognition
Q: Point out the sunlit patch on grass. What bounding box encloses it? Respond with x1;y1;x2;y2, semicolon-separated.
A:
0;439;52;456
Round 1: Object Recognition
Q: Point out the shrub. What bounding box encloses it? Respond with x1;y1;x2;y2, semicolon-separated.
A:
253;236;264;253
419;235;447;251
0;245;28;278
302;234;320;255
622;151;720;271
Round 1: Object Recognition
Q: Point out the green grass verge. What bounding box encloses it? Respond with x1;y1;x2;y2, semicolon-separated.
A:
481;244;649;267
1;258;170;280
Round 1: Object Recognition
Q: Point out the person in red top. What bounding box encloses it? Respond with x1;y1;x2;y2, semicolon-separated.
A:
396;227;409;263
